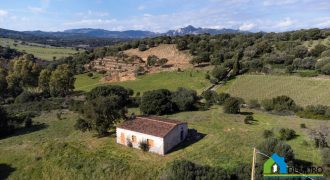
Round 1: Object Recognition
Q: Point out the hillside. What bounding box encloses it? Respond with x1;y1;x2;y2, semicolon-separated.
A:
0;38;80;61
217;74;330;106
0;106;326;179
75;70;210;93
124;44;193;70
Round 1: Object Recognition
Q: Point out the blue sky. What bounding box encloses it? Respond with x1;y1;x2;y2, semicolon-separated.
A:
0;0;329;32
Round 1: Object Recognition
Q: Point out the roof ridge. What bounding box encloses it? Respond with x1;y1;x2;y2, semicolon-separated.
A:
137;116;179;125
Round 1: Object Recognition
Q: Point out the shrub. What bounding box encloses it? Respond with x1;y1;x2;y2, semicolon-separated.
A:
163;160;231;180
300;123;306;128
127;139;133;148
257;138;295;163
272;95;296;112
261;99;274;111
263;130;274;138
138;44;147;51
216;93;230;105
211;66;227;82
15;91;40;104
87;72;93;77
139;141;150;152
202;90;218;105
223;97;241;114
279;128;296;140
244;115;253;124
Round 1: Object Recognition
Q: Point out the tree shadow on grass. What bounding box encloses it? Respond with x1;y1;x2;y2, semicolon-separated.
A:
0;164;16;180
167;129;206;154
0;123;48;140
240;112;254;116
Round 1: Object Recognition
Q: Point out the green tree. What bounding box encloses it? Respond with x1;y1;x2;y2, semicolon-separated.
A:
311;44;327;57
293;45;309;58
140;89;174;115
223;97;241;114
176;40;188;51
49;64;75;97
171;87;198;111
211;66;227;82
0;69;7;97
87;85;131;104
75;96;126;136
38;69;52;94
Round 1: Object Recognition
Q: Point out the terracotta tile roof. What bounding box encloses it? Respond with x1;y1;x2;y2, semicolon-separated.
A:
117;116;186;137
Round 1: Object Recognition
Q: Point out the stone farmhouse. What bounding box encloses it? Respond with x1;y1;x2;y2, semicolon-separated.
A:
116;116;188;155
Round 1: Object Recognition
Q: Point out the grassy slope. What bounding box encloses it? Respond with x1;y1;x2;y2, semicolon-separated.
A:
303;36;330;50
0;107;325;179
218;74;330;106
75;70;211;94
0;38;80;61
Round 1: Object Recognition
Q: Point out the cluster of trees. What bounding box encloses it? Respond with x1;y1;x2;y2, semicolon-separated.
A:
146;55;168;67
263;128;297;141
260;95;298;112
140;88;198;115
0;55;75;101
203;91;243;114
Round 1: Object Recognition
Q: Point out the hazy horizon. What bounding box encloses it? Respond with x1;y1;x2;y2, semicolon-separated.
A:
0;0;330;33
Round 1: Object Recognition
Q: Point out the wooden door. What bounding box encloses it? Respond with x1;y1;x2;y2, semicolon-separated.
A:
120;132;125;144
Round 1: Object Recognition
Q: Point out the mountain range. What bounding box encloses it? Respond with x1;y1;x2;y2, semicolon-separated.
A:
0;25;248;39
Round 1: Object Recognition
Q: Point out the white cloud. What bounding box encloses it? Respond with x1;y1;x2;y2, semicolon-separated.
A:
239;22;255;31
275;18;295;28
28;6;44;13
137;5;145;11
263;0;298;6
0;10;8;17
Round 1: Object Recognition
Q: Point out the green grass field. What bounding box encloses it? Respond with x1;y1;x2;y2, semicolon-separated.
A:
217;74;330;106
0;38;81;61
75;70;211;94
0;106;325;179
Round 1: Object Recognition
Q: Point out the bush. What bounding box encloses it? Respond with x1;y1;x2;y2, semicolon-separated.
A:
223;97;241;114
139;141;150;152
216;93;230;105
15;91;40;104
202;90;218;105
244;115;253;124
163;160;231;180
263;130;274;138
272;95;296;112
87;72;93;77
257;138;295;163
300;123;306;128
138;44;147;51
261;99;274;111
279;128;296;140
